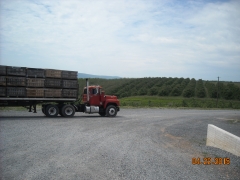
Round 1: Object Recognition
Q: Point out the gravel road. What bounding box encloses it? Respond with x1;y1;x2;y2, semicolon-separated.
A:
0;109;240;180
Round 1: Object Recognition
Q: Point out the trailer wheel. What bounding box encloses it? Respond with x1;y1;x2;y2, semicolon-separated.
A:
99;112;106;117
45;104;59;117
61;105;75;117
106;105;117;117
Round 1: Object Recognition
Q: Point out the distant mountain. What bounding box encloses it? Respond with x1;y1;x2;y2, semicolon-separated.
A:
78;73;121;79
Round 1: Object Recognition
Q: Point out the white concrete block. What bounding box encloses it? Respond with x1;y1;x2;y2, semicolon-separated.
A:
206;124;240;157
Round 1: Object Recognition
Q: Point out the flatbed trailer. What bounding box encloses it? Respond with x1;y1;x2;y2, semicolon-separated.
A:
0;97;77;112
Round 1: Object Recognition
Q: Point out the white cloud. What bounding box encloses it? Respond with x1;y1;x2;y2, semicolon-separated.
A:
0;0;239;81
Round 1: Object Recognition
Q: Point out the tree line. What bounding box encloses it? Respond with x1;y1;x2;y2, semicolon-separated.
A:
110;77;240;100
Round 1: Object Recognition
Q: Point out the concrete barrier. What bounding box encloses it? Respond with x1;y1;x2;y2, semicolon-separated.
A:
206;124;240;156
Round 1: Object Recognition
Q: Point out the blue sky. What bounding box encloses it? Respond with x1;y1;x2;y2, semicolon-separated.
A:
0;0;239;81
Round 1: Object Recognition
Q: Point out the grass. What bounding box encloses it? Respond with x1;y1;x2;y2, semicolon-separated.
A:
0;106;27;111
120;96;240;109
226;119;240;124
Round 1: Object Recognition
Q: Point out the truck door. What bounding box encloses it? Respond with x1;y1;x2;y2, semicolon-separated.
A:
89;87;100;106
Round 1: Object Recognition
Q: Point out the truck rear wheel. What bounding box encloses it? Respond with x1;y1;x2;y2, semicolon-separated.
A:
106;105;117;117
45;104;59;117
61;104;75;117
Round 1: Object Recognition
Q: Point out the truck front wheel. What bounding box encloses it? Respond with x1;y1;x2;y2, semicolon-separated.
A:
61;104;75;117
106;105;117;117
45;104;59;117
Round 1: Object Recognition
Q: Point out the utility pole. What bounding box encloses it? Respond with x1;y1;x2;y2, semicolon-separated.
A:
216;76;219;108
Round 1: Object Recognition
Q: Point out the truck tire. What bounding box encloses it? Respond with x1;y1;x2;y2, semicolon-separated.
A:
61;104;75;117
99;112;106;117
45;104;59;117
42;104;50;116
106;105;117;117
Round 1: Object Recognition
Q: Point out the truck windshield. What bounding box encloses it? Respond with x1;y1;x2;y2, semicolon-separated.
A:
83;88;98;94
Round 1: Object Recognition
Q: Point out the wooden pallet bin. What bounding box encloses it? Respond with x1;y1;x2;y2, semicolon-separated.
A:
0;66;6;75
62;71;78;79
45;89;62;98
45;79;62;88
27;68;45;78
7;77;26;86
7;66;26;76
0;76;6;86
45;69;62;78
7;87;26;97
62;89;77;98
27;78;45;87
26;88;44;97
0;87;6;96
62;80;78;89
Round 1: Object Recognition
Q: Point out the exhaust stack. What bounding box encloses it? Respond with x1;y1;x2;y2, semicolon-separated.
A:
86;78;89;102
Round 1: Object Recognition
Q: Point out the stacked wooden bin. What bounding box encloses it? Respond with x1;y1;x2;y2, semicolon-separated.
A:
0;65;78;98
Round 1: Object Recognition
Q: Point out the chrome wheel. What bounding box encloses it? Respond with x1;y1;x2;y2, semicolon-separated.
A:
109;108;116;116
61;105;75;117
48;107;57;115
65;107;74;116
45;104;59;117
106;105;117;117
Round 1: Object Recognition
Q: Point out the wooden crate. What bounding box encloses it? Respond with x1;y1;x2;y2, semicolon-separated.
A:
7;77;26;86
27;78;44;87
45;79;62;88
0;66;6;75
62;80;78;89
62;71;78;79
26;88;44;97
45;69;62;78
7;66;26;76
0;87;6;96
27;68;45;78
45;89;62;98
7;87;26;97
0;76;6;86
62;89;77;98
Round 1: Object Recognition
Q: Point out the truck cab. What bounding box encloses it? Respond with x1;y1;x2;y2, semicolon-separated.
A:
82;82;120;117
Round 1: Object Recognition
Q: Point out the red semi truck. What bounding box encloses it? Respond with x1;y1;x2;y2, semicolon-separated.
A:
0;66;120;117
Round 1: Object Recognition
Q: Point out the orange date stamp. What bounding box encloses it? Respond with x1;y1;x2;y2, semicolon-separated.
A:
192;157;230;165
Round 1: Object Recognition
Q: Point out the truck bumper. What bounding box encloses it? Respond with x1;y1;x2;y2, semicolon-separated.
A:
117;106;120;111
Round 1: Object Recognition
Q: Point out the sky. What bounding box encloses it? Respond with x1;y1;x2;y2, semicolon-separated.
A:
0;0;240;81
